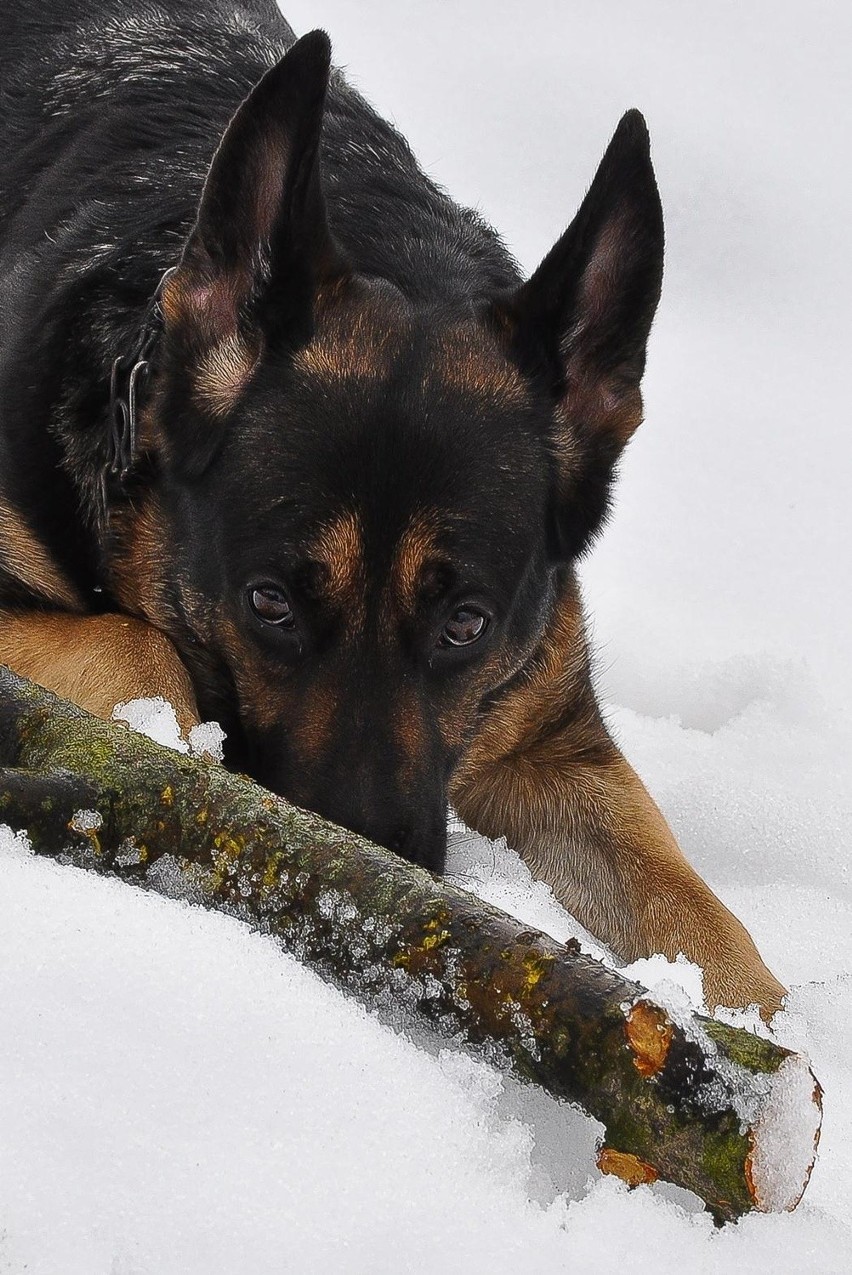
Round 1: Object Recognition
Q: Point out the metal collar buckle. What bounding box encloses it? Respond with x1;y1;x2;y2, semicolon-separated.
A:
101;266;176;518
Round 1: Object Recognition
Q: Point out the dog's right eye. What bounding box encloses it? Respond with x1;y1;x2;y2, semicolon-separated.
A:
249;585;295;627
439;606;490;648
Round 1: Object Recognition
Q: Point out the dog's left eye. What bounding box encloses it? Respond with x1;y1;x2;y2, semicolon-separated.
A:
440;606;489;648
249;585;295;627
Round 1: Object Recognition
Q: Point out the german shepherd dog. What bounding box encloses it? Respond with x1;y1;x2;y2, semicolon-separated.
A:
0;0;784;1014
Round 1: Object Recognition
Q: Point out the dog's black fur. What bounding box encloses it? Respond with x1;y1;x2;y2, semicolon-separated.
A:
0;0;663;870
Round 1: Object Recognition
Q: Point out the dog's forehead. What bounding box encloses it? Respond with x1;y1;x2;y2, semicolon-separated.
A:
292;284;527;407
223;285;549;585
278;296;544;512
226;455;542;617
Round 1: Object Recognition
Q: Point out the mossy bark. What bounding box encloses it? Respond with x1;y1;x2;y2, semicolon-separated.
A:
0;667;821;1221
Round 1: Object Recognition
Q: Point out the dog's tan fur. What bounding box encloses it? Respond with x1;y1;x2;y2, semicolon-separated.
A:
194;332;261;419
309;513;367;629
434;324;529;407
389;513;441;615
0;609;199;735
292;285;408;386
0;496;85;612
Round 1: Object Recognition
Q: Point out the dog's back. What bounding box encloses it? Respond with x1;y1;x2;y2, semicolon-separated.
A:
0;1;516;316
1;3;288;229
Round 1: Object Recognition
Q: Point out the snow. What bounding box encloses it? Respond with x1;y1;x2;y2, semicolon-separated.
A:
68;808;103;834
749;1055;822;1214
1;698;848;1270
114;696;227;760
113;695;188;753
187;719;227;762
618;953;706;1018
0;797;847;1272
2;0;851;1269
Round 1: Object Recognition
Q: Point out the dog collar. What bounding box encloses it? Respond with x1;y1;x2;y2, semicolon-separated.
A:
99;266;176;525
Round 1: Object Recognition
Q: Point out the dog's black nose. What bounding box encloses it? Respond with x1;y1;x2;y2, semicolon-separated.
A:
321;804;446;874
389;823;447;875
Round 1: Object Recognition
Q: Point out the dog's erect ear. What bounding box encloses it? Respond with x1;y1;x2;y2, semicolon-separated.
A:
160;30;345;461
497;110;664;559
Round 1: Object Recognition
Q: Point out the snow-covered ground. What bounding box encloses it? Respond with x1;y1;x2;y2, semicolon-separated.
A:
2;1;851;1270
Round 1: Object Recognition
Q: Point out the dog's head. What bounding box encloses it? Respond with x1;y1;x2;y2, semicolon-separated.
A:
133;32;663;870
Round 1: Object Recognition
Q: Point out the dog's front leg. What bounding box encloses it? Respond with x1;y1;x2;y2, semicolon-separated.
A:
450;589;785;1017
453;735;784;1016
0;610;199;735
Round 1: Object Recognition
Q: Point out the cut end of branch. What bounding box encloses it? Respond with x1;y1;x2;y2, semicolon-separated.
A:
598;1146;659;1187
624;999;673;1077
746;1055;823;1212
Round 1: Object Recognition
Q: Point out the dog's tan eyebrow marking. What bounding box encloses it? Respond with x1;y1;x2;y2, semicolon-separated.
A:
389;511;443;616
194;332;260;418
0;495;85;610
433;324;528;405
308;511;367;631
